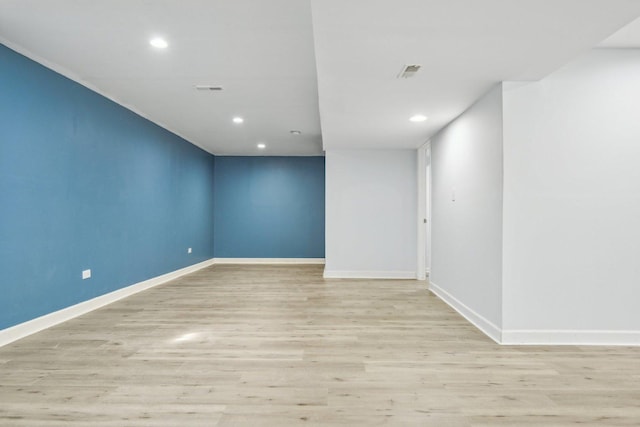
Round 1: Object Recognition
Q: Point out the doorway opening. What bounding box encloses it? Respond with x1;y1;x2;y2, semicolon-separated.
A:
417;141;431;281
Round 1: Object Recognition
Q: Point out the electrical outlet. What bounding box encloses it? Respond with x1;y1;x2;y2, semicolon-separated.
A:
188;248;192;254
82;269;91;280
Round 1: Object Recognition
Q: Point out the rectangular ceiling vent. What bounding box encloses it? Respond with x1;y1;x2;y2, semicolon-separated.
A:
195;85;223;91
398;64;421;78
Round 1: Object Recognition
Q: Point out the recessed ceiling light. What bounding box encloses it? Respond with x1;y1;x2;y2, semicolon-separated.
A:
409;114;428;122
257;143;266;149
232;117;244;124
290;130;302;135
149;37;168;49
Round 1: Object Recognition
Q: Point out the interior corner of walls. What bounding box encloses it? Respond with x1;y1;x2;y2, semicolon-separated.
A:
429;281;502;344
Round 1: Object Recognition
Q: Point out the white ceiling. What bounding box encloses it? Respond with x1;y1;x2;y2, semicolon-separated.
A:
1;1;640;155
0;0;322;155
311;0;640;150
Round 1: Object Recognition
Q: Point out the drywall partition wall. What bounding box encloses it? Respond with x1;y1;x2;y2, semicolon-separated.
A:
213;156;325;258
430;84;504;340
0;45;215;330
502;49;640;343
324;149;417;278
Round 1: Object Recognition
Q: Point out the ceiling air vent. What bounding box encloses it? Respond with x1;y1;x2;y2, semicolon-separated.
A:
194;85;223;91
397;64;421;78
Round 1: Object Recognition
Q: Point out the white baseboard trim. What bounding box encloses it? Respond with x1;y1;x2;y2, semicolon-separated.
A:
429;281;502;344
213;258;325;265
502;330;640;346
323;270;416;279
0;258;215;348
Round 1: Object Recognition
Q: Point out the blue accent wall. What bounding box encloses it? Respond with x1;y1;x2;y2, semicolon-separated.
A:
214;157;325;258
0;45;215;330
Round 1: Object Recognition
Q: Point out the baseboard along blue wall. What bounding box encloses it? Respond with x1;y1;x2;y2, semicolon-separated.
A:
0;44;216;329
213;156;325;258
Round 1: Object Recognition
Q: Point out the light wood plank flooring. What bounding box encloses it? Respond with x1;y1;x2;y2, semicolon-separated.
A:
1;265;639;426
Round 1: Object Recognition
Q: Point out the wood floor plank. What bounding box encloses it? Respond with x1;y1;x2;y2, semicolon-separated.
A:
1;264;639;425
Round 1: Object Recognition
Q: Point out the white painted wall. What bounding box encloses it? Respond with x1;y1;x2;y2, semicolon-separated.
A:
324;150;417;278
430;84;504;338
502;50;640;340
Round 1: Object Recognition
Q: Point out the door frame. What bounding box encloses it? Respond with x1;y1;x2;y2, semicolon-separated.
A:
417;140;431;281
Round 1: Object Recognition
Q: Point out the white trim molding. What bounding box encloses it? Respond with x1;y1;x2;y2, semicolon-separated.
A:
502;330;640;346
429;281;502;344
0;259;215;348
214;258;325;265
430;281;640;346
323;270;416;279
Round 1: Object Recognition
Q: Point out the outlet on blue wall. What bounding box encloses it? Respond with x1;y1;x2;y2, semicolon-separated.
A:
0;45;215;329
214;156;325;258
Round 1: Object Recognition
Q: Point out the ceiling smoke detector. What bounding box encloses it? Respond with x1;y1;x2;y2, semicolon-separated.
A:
398;64;421;78
194;85;223;91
